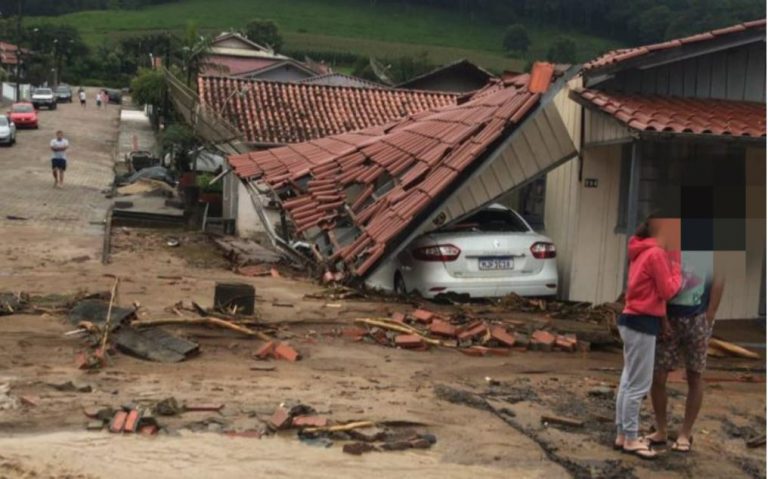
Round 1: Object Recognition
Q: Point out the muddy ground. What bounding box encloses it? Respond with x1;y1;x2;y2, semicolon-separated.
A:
0;96;764;478
0;225;764;479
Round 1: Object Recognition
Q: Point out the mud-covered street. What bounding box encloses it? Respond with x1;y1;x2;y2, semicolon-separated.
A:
0;95;764;479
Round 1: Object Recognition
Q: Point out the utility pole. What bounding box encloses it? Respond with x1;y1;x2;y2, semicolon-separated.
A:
163;33;171;127
14;0;21;101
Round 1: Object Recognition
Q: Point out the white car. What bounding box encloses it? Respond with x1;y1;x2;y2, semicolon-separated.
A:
392;204;558;299
31;88;57;110
0;115;17;146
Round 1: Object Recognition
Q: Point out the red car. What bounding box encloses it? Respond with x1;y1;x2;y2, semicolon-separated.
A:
9;102;38;129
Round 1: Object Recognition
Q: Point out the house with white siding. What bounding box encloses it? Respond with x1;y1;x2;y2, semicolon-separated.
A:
545;20;766;320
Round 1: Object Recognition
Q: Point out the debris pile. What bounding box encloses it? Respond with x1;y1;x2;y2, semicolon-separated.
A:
267;401;436;455
350;308;590;356
0;292;29;315
497;293;622;327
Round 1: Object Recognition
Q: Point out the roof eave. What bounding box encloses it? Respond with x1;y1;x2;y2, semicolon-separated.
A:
585;28;765;85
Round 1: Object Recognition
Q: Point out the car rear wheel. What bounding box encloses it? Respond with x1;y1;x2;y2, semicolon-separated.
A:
394;273;408;296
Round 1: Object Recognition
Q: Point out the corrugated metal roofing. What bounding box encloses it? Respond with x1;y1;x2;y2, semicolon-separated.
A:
229;63;558;277
577;88;766;137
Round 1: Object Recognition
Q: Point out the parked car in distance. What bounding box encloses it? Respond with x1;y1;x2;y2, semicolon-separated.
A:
31;88;57;110
0;115;16;145
54;84;73;103
393;204;558;299
105;88;122;104
8;102;38;129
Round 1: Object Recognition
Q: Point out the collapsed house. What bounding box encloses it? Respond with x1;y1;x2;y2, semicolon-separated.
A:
226;62;580;288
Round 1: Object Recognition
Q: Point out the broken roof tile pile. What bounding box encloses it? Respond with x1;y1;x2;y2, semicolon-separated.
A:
198;76;456;145
584;19;766;71
578;89;766;137
229;64;557;277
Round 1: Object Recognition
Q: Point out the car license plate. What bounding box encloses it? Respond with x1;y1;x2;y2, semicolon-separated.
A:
478;257;514;270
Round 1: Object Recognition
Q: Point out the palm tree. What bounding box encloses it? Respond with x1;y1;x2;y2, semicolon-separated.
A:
179;23;213;86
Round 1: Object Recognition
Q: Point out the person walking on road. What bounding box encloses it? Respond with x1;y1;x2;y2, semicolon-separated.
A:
50;130;69;188
96;90;102;109
645;252;724;453
614;213;682;459
79;89;86;108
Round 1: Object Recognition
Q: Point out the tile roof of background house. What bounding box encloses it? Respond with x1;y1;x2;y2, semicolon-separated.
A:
298;73;389;89
202;55;280;76
199;76;457;145
397;59;496;90
576;88;766;137
0;41;21;65
228;63;558;277
584;19;766;72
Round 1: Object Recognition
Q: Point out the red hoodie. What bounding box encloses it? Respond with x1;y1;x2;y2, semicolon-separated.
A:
622;236;682;318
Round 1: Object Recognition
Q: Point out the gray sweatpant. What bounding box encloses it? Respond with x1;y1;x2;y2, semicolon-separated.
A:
615;325;656;441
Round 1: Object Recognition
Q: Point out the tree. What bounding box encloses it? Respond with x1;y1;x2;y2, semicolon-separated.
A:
131;67;165;106
179;23;213;85
546;36;577;64
244;19;283;52
502;24;530;55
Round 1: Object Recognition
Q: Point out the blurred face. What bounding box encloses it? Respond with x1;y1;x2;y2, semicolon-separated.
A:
56;131;63;140
650;217;681;250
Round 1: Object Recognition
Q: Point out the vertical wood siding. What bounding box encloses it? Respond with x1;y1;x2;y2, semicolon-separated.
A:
601;42;766;102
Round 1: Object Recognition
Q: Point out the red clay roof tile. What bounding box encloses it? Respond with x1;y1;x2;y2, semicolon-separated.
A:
584;19;765;71
577;89;766;138
228;67;559;277
198;76;456;145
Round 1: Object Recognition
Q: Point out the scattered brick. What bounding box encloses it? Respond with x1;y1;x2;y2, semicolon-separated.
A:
343;442;378;455
395;334;425;349
270;267;281;278
20;395;39;407
555;335;577;352
109;410;128;433
514;333;530;349
486;347;511;357
531;330;555;350
490;327;516;347
139;424;159;436
391;312;406;324
254;341;275;360
124;409;141;433
429;319;457;337
411;309;434;323
274;343;301;362
342;327;367;340
459;346;488;357
269;406;292;430
458;323;487;341
292;416;328;428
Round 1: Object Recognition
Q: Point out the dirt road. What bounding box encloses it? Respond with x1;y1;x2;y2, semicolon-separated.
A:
0;97;764;479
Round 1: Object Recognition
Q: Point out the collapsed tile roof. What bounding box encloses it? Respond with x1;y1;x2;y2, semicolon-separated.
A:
576;89;766;138
199;76;456;145
229;63;559;277
584;19;766;72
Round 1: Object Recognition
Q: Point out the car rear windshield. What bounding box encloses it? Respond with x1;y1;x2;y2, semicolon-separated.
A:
35;89;52;95
442;209;530;233
0;117;8;126
55;87;69;93
12;104;33;112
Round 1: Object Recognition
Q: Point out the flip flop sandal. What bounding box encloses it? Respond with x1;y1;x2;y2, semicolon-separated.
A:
622;444;658;460
671;436;694;453
642;435;668;447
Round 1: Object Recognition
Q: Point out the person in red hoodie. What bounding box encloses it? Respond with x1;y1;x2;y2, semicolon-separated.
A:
614;214;682;459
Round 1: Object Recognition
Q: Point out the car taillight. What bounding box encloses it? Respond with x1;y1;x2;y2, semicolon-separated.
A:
530;242;556;259
413;244;461;262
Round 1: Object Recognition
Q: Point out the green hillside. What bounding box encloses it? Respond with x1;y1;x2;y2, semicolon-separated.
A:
32;0;621;72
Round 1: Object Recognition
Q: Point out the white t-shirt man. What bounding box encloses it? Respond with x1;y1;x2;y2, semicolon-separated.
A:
51;138;69;160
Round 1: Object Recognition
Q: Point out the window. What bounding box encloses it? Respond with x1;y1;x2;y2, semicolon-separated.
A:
444;208;530;233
